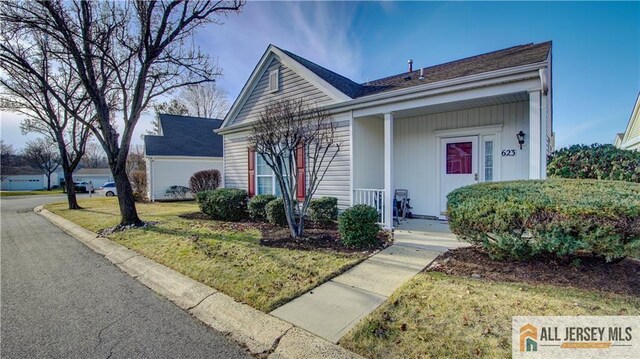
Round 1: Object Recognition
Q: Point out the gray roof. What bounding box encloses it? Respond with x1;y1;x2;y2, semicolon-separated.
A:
280;41;552;99
278;47;363;98
144;114;223;157
75;168;111;175
11;166;43;175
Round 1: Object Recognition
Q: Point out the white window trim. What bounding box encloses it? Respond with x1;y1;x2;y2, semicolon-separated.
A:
256;153;278;195
269;68;279;93
481;134;497;182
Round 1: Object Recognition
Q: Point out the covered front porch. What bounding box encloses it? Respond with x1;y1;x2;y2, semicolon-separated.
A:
350;85;549;228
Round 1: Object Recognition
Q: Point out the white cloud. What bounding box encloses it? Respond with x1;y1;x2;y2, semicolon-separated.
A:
1;2;364;149
198;1;363;99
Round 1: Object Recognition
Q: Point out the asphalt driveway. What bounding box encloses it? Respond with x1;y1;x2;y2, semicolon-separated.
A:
1;195;250;359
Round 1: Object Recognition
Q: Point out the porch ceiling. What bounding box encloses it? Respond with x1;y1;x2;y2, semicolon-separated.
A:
389;92;529;118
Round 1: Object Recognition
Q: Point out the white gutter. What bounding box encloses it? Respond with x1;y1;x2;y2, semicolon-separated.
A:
217;61;548;135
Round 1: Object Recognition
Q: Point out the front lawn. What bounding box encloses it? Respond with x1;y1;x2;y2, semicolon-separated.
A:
340;272;640;358
46;198;367;312
1;188;64;197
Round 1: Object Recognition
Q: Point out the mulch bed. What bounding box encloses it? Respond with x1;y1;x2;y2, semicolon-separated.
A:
178;212;391;254
428;246;640;297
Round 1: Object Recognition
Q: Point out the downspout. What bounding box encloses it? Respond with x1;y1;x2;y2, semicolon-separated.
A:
149;157;155;202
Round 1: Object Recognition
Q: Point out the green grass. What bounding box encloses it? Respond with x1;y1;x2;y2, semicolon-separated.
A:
1;188;64;197
341;272;640;359
45;197;365;312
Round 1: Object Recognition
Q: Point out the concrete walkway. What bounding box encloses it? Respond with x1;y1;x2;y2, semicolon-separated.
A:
34;205;362;359
270;221;468;343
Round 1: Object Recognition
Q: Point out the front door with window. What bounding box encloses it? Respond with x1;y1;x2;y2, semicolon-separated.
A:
440;136;478;214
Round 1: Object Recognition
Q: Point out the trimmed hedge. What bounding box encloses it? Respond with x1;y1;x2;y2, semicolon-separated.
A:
196;188;248;221
309;197;339;224
265;198;288;226
547;144;640;183
248;194;277;220
447;179;640;261
338;204;381;248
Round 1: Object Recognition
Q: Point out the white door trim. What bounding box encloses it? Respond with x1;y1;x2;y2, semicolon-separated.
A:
435;124;503;218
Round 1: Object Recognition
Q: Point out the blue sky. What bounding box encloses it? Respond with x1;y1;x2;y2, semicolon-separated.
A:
1;1;638;149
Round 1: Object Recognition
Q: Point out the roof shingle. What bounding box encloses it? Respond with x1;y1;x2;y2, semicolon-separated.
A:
279;41;551;99
144;114;223;157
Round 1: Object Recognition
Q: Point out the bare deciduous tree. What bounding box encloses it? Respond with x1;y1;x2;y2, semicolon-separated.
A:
0;30;94;208
0;0;244;225
81;141;108;168
249;99;340;238
181;83;230;119
126;144;146;175
148;99;189;135
22;138;61;191
0;140;16;181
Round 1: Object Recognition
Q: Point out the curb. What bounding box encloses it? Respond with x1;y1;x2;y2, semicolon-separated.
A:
34;205;363;359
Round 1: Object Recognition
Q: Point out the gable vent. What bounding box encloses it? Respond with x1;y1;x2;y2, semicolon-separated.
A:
269;68;279;93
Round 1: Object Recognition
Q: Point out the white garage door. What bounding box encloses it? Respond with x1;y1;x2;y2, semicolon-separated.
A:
5;178;43;191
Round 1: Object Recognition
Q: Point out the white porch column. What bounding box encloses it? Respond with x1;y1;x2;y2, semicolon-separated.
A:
529;90;542;179
540;92;548;179
384;112;394;229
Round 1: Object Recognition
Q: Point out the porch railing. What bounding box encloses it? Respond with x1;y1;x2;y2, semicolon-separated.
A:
353;188;386;225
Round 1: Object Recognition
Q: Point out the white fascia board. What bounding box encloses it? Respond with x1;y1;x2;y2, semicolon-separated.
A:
621;93;640;143
220;46;274;130
352;77;540;118
218;61;547;135
218;45;351;132
271;47;352;103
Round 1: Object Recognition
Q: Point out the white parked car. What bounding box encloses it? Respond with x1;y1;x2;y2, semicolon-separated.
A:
97;182;117;197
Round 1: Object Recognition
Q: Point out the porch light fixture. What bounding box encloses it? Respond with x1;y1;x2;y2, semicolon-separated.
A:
516;131;526;149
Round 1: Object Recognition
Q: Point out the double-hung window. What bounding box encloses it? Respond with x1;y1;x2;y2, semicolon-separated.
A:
255;154;283;196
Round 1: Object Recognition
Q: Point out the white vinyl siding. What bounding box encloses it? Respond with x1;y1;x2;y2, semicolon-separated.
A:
222;114;351;210
223;135;249;190
391;101;529;217
231;57;334;126
147;157;223;200
312;115;351;210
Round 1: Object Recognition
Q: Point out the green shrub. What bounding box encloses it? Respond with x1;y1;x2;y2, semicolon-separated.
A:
265;198;289;226
338;204;381;248
309;197;339;224
447;179;640;261
196;188;248;221
547;144;640;183
165;185;191;200
248;194;277;220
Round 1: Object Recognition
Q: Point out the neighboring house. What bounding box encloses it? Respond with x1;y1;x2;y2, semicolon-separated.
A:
1;166;57;191
614;93;640;151
73;168;114;187
144;114;224;201
217;42;553;228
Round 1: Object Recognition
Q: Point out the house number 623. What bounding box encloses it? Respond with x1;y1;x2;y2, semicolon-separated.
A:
501;149;516;157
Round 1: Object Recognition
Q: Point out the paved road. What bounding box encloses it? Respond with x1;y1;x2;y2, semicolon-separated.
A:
1;195;250;359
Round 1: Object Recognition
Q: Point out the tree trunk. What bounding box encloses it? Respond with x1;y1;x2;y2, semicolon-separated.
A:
46;174;51;191
63;169;80;209
112;164;142;226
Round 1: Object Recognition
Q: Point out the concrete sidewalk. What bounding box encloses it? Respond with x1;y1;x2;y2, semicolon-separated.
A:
35;206;362;359
270;229;468;343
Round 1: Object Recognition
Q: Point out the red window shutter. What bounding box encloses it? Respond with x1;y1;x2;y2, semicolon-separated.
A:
248;148;256;197
296;142;305;200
